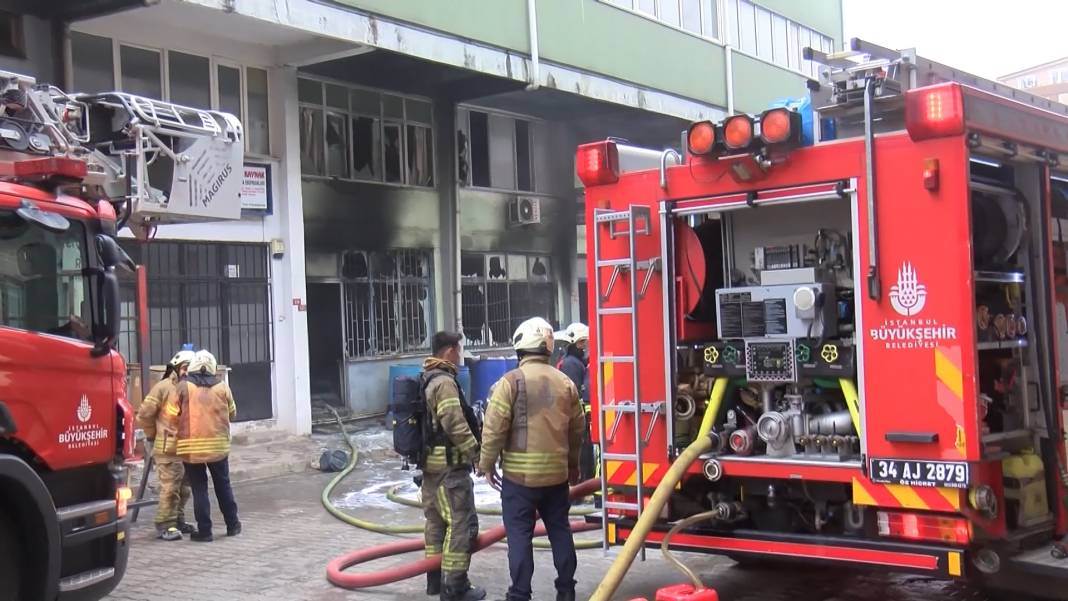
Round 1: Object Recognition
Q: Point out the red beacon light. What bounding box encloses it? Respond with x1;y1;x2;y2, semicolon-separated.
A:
576;140;620;186
905;82;965;141
759;107;802;148
687;120;717;156
722;115;755;151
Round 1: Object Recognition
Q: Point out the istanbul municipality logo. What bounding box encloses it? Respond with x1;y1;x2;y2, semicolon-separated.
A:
77;395;92;423
889;262;927;317
59;395;108;449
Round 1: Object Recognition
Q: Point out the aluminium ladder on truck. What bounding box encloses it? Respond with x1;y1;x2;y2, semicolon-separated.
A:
593;205;664;560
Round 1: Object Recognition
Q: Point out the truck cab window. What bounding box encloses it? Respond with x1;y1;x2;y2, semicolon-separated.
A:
0;210;90;339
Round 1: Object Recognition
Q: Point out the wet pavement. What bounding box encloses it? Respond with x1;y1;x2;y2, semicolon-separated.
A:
106;450;1026;601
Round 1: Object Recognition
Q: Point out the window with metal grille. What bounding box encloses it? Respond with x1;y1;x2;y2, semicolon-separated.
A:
116;241;272;367
342;249;433;358
461;252;556;347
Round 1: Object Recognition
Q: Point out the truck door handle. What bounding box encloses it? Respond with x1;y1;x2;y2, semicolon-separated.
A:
885;431;938;443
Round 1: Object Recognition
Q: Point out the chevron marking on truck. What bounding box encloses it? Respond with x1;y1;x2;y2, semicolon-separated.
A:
606;461;665;486
934;346;967;458
852;477;962;512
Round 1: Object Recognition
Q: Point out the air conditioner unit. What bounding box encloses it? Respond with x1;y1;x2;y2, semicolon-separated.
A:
508;196;541;226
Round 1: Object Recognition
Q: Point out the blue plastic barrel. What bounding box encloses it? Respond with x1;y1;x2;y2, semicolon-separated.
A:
471;356;518;406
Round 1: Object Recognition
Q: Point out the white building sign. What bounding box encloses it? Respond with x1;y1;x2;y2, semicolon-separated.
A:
241;163;272;212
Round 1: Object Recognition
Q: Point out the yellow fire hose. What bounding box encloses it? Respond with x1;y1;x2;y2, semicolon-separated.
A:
660;510;720;590
588;377;727;601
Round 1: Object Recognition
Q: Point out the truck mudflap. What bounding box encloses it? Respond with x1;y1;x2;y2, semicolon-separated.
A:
612;522;966;579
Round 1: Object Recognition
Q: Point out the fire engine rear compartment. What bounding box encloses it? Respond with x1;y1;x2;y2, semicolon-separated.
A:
593;137;1068;588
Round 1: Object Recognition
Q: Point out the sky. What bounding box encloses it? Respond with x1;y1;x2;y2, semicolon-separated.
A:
842;0;1068;80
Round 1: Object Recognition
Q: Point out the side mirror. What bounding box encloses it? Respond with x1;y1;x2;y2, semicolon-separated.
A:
96;234;135;272
92;267;121;356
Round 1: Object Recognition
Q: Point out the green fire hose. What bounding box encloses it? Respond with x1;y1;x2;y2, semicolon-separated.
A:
319;406;601;548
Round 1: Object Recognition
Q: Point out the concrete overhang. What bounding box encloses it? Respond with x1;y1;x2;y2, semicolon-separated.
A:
174;0;725;123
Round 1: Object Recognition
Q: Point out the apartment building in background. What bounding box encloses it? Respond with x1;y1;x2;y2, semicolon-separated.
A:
999;57;1068;104
0;0;843;434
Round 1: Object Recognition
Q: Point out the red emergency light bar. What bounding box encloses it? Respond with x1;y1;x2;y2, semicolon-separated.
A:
687;108;802;158
576;140;620;187
905;83;965;141
0;156;88;181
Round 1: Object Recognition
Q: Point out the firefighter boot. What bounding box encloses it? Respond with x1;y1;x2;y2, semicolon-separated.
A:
156;527;182;542
440;580;486;601
426;570;442;596
556;591;576;601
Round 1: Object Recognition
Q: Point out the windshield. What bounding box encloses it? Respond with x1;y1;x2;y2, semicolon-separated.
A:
0;209;92;339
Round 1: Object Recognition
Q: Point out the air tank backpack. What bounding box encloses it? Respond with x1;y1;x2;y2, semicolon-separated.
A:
390;372;482;471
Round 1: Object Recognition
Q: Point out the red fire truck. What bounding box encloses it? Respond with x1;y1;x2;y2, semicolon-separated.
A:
578;39;1068;599
0;70;243;601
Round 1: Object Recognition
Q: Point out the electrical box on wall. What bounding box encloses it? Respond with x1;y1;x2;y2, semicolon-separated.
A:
508;196;542;227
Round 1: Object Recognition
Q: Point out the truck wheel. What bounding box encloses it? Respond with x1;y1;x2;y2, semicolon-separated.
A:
0;512;21;601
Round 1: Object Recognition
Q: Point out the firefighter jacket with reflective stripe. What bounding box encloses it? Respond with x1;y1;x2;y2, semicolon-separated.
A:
478;355;585;487
176;376;237;464
423;358;480;474
136;374;182;457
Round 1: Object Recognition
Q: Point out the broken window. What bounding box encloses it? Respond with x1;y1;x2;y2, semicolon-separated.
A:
326;113;349;178
461;252;557;347
298;77;434;187
384;123;403;184
461;108;545;192
468;111;491;187
407;125;434;187
352;116;381;180
300;107;324;176
343;249;434;358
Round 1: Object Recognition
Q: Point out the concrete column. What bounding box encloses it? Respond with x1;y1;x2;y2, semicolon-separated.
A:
434;99;459;335
272;66;312;435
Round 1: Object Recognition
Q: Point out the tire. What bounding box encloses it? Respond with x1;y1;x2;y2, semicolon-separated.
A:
0;511;21;601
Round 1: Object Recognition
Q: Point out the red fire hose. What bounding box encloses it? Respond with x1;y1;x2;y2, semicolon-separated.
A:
326;479;601;590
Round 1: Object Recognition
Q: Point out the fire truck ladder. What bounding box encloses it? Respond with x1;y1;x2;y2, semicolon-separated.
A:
592;205;663;559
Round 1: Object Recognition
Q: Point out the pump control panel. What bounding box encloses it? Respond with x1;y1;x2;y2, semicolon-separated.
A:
745;340;797;382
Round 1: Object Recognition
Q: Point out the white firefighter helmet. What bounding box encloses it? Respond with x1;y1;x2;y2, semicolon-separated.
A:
168;349;195;368
512;317;555;355
554;322;589;345
189;349;218;376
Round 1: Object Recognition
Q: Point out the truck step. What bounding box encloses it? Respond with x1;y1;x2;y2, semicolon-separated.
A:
55;500;115;522
597;307;634;316
602;452;639;461
604;500;641;511
59;568;115;592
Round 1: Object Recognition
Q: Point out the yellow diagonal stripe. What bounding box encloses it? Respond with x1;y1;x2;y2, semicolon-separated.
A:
606;461;622;481
885;484;929;510
852;478;878;506
938;487;962;511
935;349;963;399
624;462;658;486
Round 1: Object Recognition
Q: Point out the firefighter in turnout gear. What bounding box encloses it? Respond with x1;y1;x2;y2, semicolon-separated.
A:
177;350;241;542
135;349;195;541
421;332;486;601
477;318;585;601
554;323;594;481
